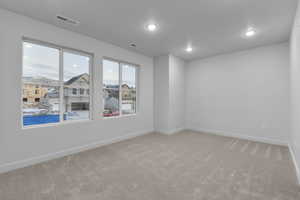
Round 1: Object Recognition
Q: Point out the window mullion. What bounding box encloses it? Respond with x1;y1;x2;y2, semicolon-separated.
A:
135;66;138;114
59;49;64;122
89;56;93;120
119;62;122;116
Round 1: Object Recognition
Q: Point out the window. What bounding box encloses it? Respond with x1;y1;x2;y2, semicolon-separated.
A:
63;51;90;121
103;60;119;117
22;40;92;127
80;88;84;95
121;64;136;115
22;42;60;126
72;88;77;95
103;59;138;117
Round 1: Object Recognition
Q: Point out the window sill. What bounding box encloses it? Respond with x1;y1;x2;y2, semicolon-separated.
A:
102;113;137;120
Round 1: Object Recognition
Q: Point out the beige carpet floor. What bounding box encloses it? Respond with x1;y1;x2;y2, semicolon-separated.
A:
0;131;299;200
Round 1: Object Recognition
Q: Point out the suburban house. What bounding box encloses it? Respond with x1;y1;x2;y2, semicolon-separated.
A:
63;73;90;112
22;73;90;115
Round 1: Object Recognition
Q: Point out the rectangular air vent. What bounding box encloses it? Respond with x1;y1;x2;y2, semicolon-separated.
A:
56;15;80;26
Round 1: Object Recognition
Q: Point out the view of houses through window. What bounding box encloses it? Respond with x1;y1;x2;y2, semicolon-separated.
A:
103;60;120;117
103;59;137;117
63;52;90;121
22;41;91;126
121;63;137;115
22;40;138;126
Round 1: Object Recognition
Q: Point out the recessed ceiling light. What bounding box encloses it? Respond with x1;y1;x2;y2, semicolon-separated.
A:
245;28;256;37
186;46;193;53
147;23;157;32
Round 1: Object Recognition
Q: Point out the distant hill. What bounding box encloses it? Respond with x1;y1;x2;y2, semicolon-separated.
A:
22;76;60;86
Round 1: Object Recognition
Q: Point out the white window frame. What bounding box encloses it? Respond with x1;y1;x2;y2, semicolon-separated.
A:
21;38;94;128
102;57;139;118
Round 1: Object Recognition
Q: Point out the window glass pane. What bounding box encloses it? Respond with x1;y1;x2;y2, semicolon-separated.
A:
22;42;60;126
103;60;120;117
121;64;136;115
63;52;90;121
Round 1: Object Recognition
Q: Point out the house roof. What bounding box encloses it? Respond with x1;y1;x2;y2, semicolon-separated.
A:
65;73;89;85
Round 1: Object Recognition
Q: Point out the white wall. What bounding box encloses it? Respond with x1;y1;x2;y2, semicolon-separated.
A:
154;55;170;132
186;43;290;145
0;9;154;173
154;54;185;134
290;0;300;183
169;55;185;132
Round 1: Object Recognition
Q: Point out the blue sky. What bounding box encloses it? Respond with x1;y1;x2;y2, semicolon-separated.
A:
23;42;89;81
103;59;136;87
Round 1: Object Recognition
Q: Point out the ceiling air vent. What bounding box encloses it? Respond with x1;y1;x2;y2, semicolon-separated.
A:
56;15;80;26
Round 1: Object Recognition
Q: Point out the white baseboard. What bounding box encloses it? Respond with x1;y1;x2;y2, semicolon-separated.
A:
188;127;288;146
288;144;300;185
157;127;185;135
0;129;153;174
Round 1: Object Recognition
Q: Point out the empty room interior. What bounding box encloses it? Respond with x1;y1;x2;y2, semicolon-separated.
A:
1;0;300;199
